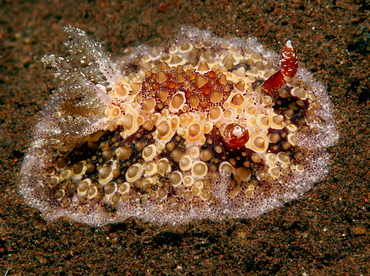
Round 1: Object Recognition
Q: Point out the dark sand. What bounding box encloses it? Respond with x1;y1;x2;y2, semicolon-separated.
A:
0;0;368;275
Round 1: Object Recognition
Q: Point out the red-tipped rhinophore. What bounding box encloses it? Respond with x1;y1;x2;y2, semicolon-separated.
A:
261;40;298;97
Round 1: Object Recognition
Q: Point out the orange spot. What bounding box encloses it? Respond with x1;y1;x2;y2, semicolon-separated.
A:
168;81;176;89
208;71;216;79
189;73;196;81
153;83;160;90
203;86;212;96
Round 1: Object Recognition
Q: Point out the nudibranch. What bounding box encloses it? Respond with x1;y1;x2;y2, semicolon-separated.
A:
20;26;339;226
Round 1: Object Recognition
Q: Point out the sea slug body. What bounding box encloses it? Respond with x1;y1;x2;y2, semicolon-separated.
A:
19;26;339;226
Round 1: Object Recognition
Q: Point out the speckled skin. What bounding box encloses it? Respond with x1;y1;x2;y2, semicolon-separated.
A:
19;26;338;226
